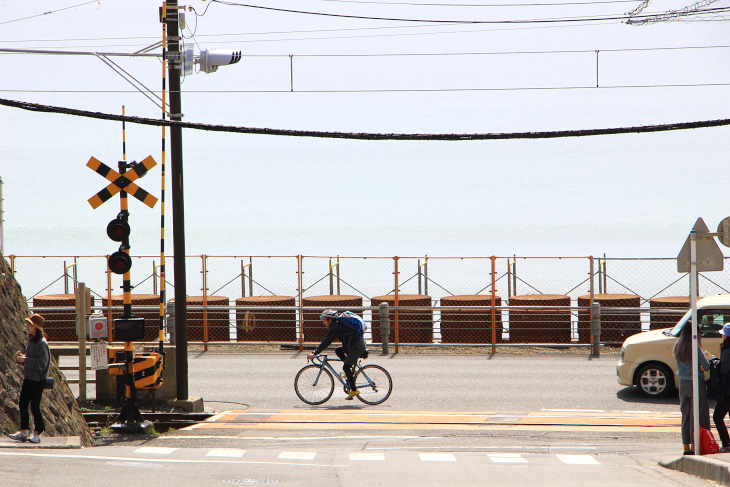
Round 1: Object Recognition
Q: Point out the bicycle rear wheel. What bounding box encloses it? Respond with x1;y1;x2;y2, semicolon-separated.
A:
295;365;334;405
355;365;392;405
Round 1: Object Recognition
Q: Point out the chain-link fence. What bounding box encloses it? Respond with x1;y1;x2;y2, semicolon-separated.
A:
9;254;730;346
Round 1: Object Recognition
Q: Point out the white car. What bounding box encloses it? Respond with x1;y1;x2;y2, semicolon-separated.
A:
617;295;730;398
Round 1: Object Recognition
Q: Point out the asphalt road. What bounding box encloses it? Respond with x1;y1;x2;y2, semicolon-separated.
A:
178;349;677;413
27;350;711;487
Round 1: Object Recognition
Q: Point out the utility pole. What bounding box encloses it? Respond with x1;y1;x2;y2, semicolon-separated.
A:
162;0;188;401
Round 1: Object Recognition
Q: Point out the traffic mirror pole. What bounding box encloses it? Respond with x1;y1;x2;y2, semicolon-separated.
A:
690;231;700;455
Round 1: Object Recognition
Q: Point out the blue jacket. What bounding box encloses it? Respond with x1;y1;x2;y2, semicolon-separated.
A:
676;346;710;381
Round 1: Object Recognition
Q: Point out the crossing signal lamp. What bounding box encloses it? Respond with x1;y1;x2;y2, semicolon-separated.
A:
107;215;132;274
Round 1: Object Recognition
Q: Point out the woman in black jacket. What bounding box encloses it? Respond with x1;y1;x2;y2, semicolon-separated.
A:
8;313;51;444
713;323;730;453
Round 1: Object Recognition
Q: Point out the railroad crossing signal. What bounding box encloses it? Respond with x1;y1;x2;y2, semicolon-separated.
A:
86;156;158;209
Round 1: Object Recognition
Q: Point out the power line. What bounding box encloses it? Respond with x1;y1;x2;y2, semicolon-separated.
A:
2;82;729;93
0;0;98;26
308;0;640;6
0;19;611;44
0;97;728;140
209;0;730;24
3;44;729;58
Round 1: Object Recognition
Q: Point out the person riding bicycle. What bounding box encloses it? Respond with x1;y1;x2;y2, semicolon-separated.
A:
307;309;367;400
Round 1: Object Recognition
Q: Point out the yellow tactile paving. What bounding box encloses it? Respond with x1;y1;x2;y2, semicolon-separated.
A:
183;409;681;433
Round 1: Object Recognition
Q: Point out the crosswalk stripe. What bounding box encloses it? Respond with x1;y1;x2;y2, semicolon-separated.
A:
419;452;457;462
556;454;601;465
279;452;316;460
133;447;177;455
206;449;247;458
487;453;528;463
350;453;385;461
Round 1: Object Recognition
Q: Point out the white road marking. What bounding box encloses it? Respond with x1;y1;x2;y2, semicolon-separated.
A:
419;453;457;462
278;452;316;460
206;449;247;457
541;409;605;413
367;445;596;451
133;447;177;455
487;453;528;463
350;452;385;461
106;461;164;468
0;451;345;467
556;454;601;465
159;435;425;441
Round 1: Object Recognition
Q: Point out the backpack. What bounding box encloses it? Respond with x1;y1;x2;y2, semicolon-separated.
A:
337;311;367;336
706;357;728;403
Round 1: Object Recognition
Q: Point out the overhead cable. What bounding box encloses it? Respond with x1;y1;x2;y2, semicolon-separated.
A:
209;0;730;23
309;0;640;5
0;1;98;26
1;97;728;140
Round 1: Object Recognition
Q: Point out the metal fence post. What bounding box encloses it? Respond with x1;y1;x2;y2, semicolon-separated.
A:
591;302;601;357
379;302;390;355
491;256;496;354
394;256;400;353
202;254;208;348
298;255;304;351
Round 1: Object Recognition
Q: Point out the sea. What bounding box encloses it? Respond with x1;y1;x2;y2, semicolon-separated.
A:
1;0;729;260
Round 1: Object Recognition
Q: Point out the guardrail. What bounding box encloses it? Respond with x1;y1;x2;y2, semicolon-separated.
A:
9;253;719;351
29;303;689;355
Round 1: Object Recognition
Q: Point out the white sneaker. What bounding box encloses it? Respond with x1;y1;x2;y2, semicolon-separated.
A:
8;431;27;442
28;434;41;444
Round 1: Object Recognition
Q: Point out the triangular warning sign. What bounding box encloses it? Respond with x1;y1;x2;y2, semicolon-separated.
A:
677;217;724;272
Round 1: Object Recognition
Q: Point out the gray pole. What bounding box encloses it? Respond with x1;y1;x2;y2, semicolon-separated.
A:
379;302;390;355
590;302;601;358
164;1;188;401
690;231;700;454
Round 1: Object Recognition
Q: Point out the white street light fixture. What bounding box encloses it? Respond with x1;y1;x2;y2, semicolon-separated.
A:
196;48;241;74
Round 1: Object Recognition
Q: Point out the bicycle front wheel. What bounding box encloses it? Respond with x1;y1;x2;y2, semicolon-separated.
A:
295;365;334;405
355;365;392;405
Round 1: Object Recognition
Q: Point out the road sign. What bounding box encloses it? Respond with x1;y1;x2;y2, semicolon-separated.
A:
88;313;108;339
677;217;724;272
87;155;158;209
719;217;730;247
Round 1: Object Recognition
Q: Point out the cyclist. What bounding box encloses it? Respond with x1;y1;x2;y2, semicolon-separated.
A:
307;309;367;400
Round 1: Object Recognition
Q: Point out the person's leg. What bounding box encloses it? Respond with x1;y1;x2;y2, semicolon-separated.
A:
18;379;32;434
343;340;366;396
29;380;45;435
679;380;693;450
713;398;730;447
335;347;346;362
699;383;711;431
343;363;356;391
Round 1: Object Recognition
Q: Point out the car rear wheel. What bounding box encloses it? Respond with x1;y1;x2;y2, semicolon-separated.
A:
635;363;674;398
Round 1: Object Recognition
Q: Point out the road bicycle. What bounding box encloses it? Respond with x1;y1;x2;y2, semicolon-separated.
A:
294;354;393;405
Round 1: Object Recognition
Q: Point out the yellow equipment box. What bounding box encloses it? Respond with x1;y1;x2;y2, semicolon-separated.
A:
132;352;164;390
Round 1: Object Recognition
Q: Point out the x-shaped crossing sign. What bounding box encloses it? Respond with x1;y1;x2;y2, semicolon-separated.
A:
87;155;158;209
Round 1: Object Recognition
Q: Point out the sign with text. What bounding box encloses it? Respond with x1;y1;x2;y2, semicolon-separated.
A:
90;342;108;371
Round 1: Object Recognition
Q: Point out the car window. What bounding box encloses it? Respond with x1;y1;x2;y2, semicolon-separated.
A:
700;313;728;338
669;309;730;338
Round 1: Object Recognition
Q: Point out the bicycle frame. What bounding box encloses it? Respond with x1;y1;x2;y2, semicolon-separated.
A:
311;355;369;390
